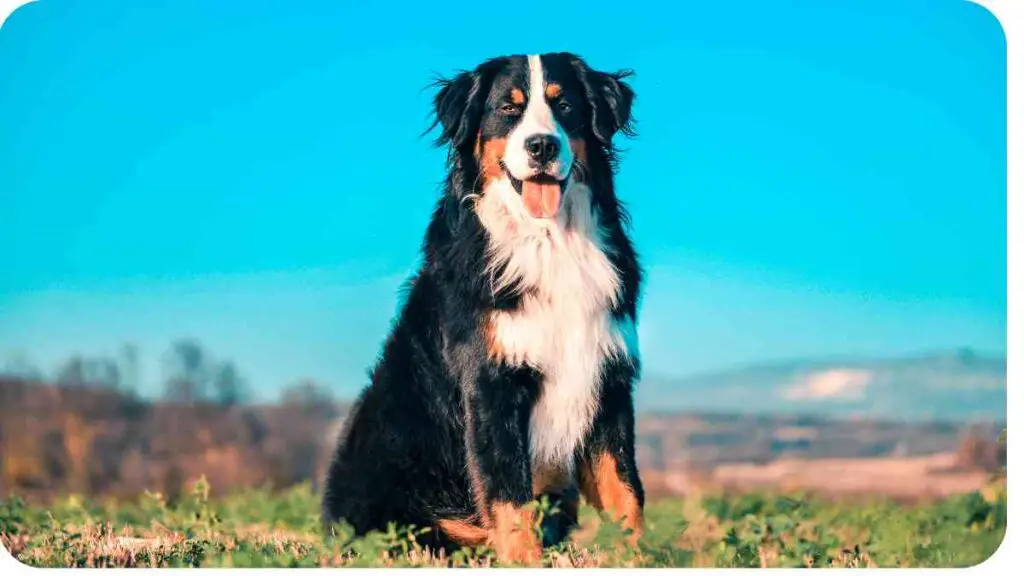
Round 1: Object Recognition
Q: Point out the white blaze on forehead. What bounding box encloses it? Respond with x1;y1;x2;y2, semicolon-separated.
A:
501;54;574;181
526;55;556;133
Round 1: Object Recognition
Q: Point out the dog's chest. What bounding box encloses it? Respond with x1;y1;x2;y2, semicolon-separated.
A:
487;221;635;470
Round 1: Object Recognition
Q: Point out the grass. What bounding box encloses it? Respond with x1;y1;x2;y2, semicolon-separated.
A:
0;476;1007;568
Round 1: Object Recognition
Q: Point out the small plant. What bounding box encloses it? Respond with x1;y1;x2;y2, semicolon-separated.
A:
172;475;222;534
0;494;26;535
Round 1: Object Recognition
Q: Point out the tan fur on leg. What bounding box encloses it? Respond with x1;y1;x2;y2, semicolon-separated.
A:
578;451;644;545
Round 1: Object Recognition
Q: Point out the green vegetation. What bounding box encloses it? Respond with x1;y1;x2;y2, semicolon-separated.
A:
0;477;1006;568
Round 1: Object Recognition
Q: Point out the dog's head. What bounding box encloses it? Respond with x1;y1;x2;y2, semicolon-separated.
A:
428;53;635;220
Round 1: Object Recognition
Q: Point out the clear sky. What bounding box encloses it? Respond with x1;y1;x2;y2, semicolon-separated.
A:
0;0;1007;401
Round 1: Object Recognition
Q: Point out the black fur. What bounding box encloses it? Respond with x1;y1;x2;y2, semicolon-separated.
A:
321;52;643;555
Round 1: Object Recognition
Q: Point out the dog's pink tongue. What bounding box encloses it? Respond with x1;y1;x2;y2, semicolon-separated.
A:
521;181;561;219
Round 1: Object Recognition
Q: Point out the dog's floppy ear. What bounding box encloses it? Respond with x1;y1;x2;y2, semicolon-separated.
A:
570;56;637;146
425;67;490;150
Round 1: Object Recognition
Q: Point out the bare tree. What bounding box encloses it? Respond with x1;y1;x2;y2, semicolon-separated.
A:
211;360;248;407
120;343;140;395
2;351;43;381
162;339;211;403
55;355;86;387
161;339;249;407
84;357;121;389
281;378;334;408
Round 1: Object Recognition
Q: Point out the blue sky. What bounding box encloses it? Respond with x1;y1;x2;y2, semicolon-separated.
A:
0;0;1006;401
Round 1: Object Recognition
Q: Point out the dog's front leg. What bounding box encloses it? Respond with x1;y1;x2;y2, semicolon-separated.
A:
462;364;542;565
577;359;645;547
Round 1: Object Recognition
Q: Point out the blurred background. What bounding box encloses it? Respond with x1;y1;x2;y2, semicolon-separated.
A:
0;0;1006;505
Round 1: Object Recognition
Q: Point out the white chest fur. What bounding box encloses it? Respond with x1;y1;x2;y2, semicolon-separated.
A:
475;179;639;471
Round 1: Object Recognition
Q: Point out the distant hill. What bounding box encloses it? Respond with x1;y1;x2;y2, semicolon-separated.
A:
636;349;1006;423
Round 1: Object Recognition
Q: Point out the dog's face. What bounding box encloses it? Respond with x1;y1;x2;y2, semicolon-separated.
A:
429;53;635;220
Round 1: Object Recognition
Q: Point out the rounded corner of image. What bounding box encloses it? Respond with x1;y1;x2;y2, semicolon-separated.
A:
962;0;1009;48
1;1;37;32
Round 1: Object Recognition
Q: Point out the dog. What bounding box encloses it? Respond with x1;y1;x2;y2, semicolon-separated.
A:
321;52;644;565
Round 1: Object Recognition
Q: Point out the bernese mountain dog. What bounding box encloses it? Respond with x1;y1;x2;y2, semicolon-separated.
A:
321;51;643;565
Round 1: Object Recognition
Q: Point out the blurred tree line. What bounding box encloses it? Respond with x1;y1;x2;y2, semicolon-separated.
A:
0;339;344;504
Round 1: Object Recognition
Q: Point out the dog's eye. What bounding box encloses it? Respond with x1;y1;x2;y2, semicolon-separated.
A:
558;100;572;113
500;103;522;115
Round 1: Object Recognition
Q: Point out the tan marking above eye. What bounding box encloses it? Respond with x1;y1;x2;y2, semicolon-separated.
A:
510;88;526;105
545;83;563;99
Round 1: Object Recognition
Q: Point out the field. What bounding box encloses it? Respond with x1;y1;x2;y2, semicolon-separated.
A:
0;476;1007;569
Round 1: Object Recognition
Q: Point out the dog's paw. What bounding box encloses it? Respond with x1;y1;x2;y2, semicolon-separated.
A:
489;503;542;566
491;532;542;566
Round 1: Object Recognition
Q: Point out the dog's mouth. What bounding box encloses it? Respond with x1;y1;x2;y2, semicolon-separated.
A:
501;163;568;219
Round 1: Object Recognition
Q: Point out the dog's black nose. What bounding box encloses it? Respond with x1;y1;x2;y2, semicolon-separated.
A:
525;134;560;166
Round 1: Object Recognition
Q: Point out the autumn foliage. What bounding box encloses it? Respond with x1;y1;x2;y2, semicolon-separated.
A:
0;377;344;504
